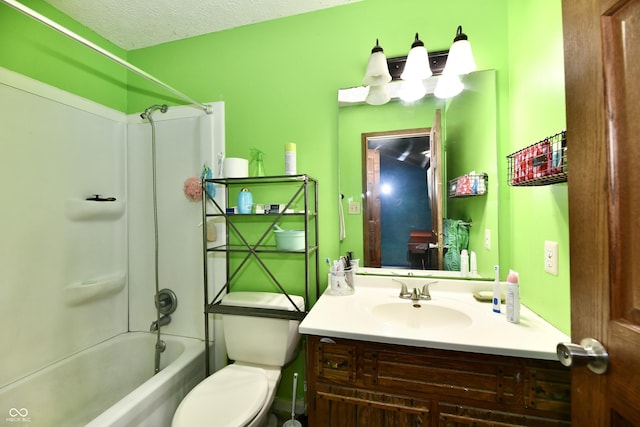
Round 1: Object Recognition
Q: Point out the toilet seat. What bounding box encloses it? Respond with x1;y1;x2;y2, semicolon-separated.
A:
172;365;269;427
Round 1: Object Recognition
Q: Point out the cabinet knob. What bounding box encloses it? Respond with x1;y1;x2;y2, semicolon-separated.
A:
323;359;347;369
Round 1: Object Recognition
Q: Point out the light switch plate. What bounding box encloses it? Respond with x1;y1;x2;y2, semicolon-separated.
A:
348;201;361;215
484;229;491;250
544;240;559;275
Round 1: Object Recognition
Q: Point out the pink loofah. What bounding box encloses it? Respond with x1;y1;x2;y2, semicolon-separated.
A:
183;177;202;201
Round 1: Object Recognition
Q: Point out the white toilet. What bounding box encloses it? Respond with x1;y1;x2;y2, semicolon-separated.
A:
172;291;305;427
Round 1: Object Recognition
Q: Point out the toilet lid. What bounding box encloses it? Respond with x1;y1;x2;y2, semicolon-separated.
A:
172;365;269;427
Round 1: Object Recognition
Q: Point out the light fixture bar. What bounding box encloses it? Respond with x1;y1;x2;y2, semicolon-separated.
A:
1;0;212;114
388;50;449;80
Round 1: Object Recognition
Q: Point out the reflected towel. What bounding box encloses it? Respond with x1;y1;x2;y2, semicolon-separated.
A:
339;194;346;241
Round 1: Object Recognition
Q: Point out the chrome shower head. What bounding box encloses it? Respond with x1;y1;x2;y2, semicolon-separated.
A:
140;104;169;120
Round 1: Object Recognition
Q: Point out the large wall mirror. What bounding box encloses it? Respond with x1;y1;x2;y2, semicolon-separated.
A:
338;70;499;279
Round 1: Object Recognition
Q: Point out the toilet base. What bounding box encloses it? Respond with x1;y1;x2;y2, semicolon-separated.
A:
239;363;282;427
172;363;282;427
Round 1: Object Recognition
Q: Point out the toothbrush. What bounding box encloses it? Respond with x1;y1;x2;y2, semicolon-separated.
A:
492;265;501;313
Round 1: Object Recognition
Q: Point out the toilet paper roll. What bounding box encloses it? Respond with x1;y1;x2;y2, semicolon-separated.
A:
223;157;249;178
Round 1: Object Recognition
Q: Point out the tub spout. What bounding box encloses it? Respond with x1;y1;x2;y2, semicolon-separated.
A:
150;314;171;332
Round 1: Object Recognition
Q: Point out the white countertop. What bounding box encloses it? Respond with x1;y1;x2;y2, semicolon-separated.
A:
299;275;570;361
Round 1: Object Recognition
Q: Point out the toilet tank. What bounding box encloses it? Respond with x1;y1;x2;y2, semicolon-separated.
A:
220;292;305;367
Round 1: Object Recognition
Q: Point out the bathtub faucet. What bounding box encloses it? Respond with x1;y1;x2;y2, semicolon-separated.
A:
150;314;171;332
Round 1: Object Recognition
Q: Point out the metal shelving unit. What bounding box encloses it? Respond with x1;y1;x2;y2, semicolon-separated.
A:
201;174;319;374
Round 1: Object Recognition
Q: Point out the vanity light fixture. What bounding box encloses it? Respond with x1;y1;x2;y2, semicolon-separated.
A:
363;39;392;86
363;39;392;105
398;33;432;103
365;83;391;105
442;25;477;76
400;33;433;81
398;79;427;102
434;74;464;99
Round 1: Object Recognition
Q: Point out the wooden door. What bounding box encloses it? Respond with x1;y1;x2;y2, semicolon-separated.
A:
563;0;640;424
429;109;443;270
363;148;381;267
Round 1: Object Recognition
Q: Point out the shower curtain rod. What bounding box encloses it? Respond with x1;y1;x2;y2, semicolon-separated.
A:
2;0;212;114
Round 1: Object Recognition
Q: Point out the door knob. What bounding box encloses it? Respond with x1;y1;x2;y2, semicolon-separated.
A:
556;338;609;374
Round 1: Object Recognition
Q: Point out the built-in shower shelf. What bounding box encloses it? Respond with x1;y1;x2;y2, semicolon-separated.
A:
66;199;125;221
63;273;126;306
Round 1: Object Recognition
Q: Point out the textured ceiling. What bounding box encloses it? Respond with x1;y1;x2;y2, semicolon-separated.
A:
43;0;359;50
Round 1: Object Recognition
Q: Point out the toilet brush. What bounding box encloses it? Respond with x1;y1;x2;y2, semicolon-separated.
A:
283;373;301;427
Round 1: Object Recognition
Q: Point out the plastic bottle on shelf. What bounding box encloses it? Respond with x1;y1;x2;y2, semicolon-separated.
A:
505;270;520;323
285;143;296;175
237;188;253;214
460;249;469;277
469;251;477;276
250;148;265;177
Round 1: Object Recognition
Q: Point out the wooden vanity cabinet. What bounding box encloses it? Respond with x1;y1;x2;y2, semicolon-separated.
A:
306;336;570;426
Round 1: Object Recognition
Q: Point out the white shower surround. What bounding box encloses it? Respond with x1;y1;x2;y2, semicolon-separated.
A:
0;67;225;392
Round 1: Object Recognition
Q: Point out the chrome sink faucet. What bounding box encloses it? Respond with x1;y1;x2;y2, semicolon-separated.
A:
393;278;412;298
394;279;437;301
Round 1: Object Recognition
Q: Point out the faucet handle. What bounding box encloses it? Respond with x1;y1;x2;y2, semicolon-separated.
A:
400;283;411;298
393;278;411;298
421;281;437;300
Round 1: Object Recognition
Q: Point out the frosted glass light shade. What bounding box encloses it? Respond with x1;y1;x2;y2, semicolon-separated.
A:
401;33;433;81
442;26;477;76
363;40;392;86
365;84;391;105
434;74;464;99
399;79;427;102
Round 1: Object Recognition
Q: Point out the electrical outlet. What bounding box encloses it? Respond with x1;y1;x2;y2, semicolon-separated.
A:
348;201;361;215
484;229;491;250
544;240;559;275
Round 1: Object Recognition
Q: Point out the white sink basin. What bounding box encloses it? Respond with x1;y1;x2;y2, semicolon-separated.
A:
299;276;571;360
371;302;472;329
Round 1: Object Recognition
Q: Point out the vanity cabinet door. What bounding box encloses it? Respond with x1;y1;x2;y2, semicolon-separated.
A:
313;338;358;384
437;403;570;426
307;336;570;427
313;383;431;427
362;346;521;405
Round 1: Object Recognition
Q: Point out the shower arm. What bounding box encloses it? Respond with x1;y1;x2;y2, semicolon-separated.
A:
1;0;212;115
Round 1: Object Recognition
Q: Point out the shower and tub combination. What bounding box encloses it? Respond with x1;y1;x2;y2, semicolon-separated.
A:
0;77;223;425
139;103;175;374
1;333;204;427
1;2;226;425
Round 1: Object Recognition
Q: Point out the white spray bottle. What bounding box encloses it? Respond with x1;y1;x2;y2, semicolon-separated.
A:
492;265;501;314
505;270;521;323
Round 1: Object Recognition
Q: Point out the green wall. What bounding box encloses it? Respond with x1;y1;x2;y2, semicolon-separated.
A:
505;0;570;332
1;0;569;367
0;0;128;111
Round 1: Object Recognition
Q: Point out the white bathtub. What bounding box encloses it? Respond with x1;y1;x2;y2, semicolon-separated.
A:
0;332;205;427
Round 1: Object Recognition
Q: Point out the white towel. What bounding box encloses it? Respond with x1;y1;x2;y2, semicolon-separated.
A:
339;194;346;241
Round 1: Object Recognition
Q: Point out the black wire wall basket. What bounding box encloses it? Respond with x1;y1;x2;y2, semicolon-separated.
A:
507;131;567;186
